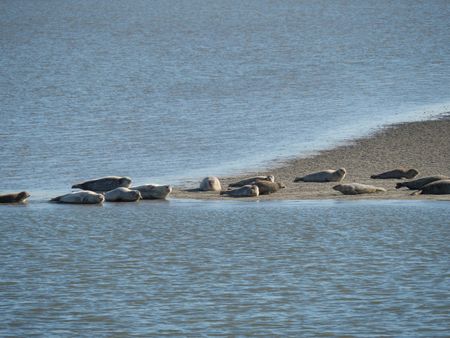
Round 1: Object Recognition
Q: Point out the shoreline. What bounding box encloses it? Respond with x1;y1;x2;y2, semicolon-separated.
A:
171;114;450;201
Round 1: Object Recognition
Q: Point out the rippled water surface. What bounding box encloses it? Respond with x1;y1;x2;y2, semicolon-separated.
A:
1;200;449;336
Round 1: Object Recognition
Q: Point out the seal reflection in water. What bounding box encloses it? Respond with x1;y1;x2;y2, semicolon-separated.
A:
50;191;104;204
0;191;30;203
228;175;275;187
333;183;386;195
199;176;222;191
294;168;346;182
220;185;259;197
72;176;132;192
104;187;141;202
371;168;419;179
132;185;172;200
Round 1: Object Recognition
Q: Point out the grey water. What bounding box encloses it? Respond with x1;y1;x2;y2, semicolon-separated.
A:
1;200;449;336
2;0;450;336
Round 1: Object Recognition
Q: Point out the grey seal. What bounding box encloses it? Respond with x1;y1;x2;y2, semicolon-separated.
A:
254;180;286;195
104;187;141;202
333;183;386;195
220;185;259;197
228;175;275;187
0;191;30;203
395;175;448;190
371;168;419;179
72;176;132;192
50;191;104;204
414;180;450;195
132;185;172;200
294;168;346;182
199;176;222;191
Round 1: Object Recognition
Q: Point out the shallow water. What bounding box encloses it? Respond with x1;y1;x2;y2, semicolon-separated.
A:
1;0;450;190
1;200;449;336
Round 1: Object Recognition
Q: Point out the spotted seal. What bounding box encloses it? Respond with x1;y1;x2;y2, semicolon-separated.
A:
254;180;285;195
104;187;141;202
0;191;30;203
50;191;104;204
414;180;450;195
72;176;132;192
132;185;172;200
395;175;448;190
333;183;386;195
199;176;222;191
228;175;275;187
294;168;346;183
371;168;419;179
220;185;259;197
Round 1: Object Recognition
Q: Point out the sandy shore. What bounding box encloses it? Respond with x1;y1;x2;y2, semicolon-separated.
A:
172;115;450;201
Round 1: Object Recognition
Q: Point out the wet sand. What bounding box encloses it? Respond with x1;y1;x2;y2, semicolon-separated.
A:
172;115;450;201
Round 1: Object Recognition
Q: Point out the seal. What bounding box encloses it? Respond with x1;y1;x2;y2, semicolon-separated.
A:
294;168;346;182
333;183;386;195
0;191;30;203
50;191;104;204
199;176;222;191
414;179;450;195
228;175;275;187
253;180;285;195
132;185;172;200
220;185;259;197
104;187;141;202
396;175;448;190
370;168;419;179
72;176;132;192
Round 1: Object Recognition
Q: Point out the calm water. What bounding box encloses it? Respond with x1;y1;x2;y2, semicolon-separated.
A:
1;200;449;336
2;1;450;336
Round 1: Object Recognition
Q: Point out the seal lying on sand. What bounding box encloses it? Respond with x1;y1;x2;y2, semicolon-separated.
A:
333;183;386;195
0;191;30;203
294;168;346;183
200;176;222;191
51;191;104;204
228;175;275;187
72;176;132;192
371;168;419;179
254;180;285;195
413;180;450;195
104;187;141;202
396;175;448;190
220;185;259;197
132;185;172;200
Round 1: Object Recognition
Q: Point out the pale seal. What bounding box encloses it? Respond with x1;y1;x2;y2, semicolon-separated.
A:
333;183;386;195
104;187;141;202
132;185;172;200
228;175;275;187
0;191;30;203
414;179;450;195
199;176;222;191
254;180;286;195
220;185;259;197
72;176;132;192
50;191;104;204
371;168;419;179
294;168;346;183
396;175;448;190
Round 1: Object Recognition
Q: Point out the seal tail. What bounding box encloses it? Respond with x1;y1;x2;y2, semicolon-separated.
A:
50;196;61;202
293;177;304;182
411;190;422;196
72;184;81;189
370;175;378;179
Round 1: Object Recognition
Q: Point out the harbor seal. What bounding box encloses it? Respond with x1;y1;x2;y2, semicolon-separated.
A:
253;180;286;195
333;183;386;195
72;176;132;192
414;179;450;195
0;191;31;203
50;191;104;204
396;175;448;190
371;168;419;179
294;168;346;183
104;187;141;202
220;185;259;197
132;185;172;200
199;176;222;191
228;175;275;187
